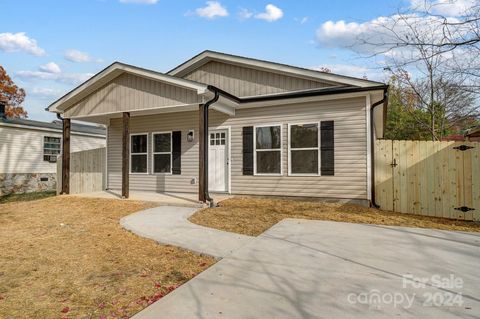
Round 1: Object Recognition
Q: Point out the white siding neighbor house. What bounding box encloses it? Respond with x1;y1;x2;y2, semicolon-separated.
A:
0;108;105;195
47;50;388;206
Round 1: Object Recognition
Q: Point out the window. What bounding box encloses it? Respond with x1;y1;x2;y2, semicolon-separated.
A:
43;136;61;162
289;123;319;175
152;132;172;173
254;125;281;174
130;134;148;174
210;132;226;145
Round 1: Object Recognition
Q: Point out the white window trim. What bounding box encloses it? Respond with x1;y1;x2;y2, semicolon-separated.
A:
151;131;173;175
43;135;62;161
288;122;321;176
253;124;283;176
130;133;149;175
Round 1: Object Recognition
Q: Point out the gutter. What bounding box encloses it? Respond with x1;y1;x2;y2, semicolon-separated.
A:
210;84;389;104
209;84;389;208
202;87;220;206
0;121;105;138
369;87;389;208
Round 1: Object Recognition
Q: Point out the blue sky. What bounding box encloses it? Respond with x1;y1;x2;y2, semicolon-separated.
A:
0;0;443;121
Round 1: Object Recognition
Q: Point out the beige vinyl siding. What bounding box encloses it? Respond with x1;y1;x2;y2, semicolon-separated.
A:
64;73;200;118
107;97;367;199
183;61;340;97
0;126;105;174
108;112;201;193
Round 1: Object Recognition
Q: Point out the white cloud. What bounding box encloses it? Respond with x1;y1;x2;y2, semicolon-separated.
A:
315;0;475;59
316;20;369;48
238;8;253;20
315;14;461;57
255;4;283;22
409;0;477;16
119;0;158;4
29;87;63;99
64;49;94;63
16;70;94;85
39;62;61;74
194;1;228;19
0;32;45;56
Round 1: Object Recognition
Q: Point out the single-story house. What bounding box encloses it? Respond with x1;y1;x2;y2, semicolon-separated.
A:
0;103;106;195
47;50;388;206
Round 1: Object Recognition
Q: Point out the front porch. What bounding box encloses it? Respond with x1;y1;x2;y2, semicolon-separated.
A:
72;190;232;207
49;63;238;204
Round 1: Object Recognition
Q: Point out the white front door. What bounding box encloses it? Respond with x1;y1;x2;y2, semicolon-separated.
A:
208;129;228;192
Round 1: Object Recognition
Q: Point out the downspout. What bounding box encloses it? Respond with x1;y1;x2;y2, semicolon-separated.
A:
370;88;389;208
203;86;220;206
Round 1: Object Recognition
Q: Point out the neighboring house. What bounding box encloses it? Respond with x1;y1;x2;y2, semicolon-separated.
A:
0;105;106;195
465;126;480;142
47;50;388;206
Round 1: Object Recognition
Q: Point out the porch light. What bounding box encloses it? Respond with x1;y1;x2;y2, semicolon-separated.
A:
187;130;194;142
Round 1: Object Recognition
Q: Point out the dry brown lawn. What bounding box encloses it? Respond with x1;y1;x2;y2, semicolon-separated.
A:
189;197;480;236
0;196;215;319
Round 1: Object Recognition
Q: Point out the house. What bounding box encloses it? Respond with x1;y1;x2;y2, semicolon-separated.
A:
47;50;388;206
0;103;106;195
465;126;480;142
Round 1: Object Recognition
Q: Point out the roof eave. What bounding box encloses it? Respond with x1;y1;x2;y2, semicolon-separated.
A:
167;50;385;88
210;84;388;105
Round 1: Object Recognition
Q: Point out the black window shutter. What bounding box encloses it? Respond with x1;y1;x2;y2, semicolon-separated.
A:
172;131;181;175
321;121;334;176
242;126;254;175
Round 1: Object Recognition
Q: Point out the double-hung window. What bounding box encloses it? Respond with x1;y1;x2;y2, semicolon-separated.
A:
130;133;148;174
289;123;319;175
254;125;282;175
152;132;172;173
43;136;61;162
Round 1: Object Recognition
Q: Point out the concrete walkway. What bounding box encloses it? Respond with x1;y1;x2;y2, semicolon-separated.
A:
75;190;232;207
131;219;480;319
120;206;253;258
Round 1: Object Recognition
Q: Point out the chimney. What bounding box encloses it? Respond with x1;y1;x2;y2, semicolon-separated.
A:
0;101;6;119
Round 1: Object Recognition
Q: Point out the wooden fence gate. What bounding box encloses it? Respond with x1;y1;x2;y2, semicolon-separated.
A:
375;140;479;221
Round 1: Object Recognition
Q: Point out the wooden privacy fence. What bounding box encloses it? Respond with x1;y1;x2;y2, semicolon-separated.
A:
375;140;479;221
57;148;106;195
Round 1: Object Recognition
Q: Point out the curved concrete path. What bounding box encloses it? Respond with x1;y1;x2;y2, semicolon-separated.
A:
120;206;253;258
132;220;480;319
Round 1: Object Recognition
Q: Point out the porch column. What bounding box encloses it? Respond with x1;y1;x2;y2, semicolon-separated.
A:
198;104;206;202
61;118;71;194
122;112;130;199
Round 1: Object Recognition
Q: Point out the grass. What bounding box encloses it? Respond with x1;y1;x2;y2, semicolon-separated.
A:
189;196;480;236
0;191;56;204
0;196;215;319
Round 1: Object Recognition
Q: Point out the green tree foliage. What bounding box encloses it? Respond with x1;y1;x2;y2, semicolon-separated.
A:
384;76;479;140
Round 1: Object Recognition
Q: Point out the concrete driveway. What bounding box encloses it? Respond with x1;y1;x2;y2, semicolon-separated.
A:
132;219;480;319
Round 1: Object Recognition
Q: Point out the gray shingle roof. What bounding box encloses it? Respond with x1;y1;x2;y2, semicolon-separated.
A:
0;117;105;136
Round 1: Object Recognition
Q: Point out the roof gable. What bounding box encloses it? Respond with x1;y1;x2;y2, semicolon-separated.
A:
167;50;384;88
63;72;201;118
182;60;338;98
47;62;208;114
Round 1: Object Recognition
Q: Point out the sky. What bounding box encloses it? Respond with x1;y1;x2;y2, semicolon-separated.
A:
0;0;472;121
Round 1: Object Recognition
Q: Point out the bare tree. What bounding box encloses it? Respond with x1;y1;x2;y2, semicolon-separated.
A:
358;1;480;140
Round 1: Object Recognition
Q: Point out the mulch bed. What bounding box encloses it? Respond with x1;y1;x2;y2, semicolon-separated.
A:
189;196;480;236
